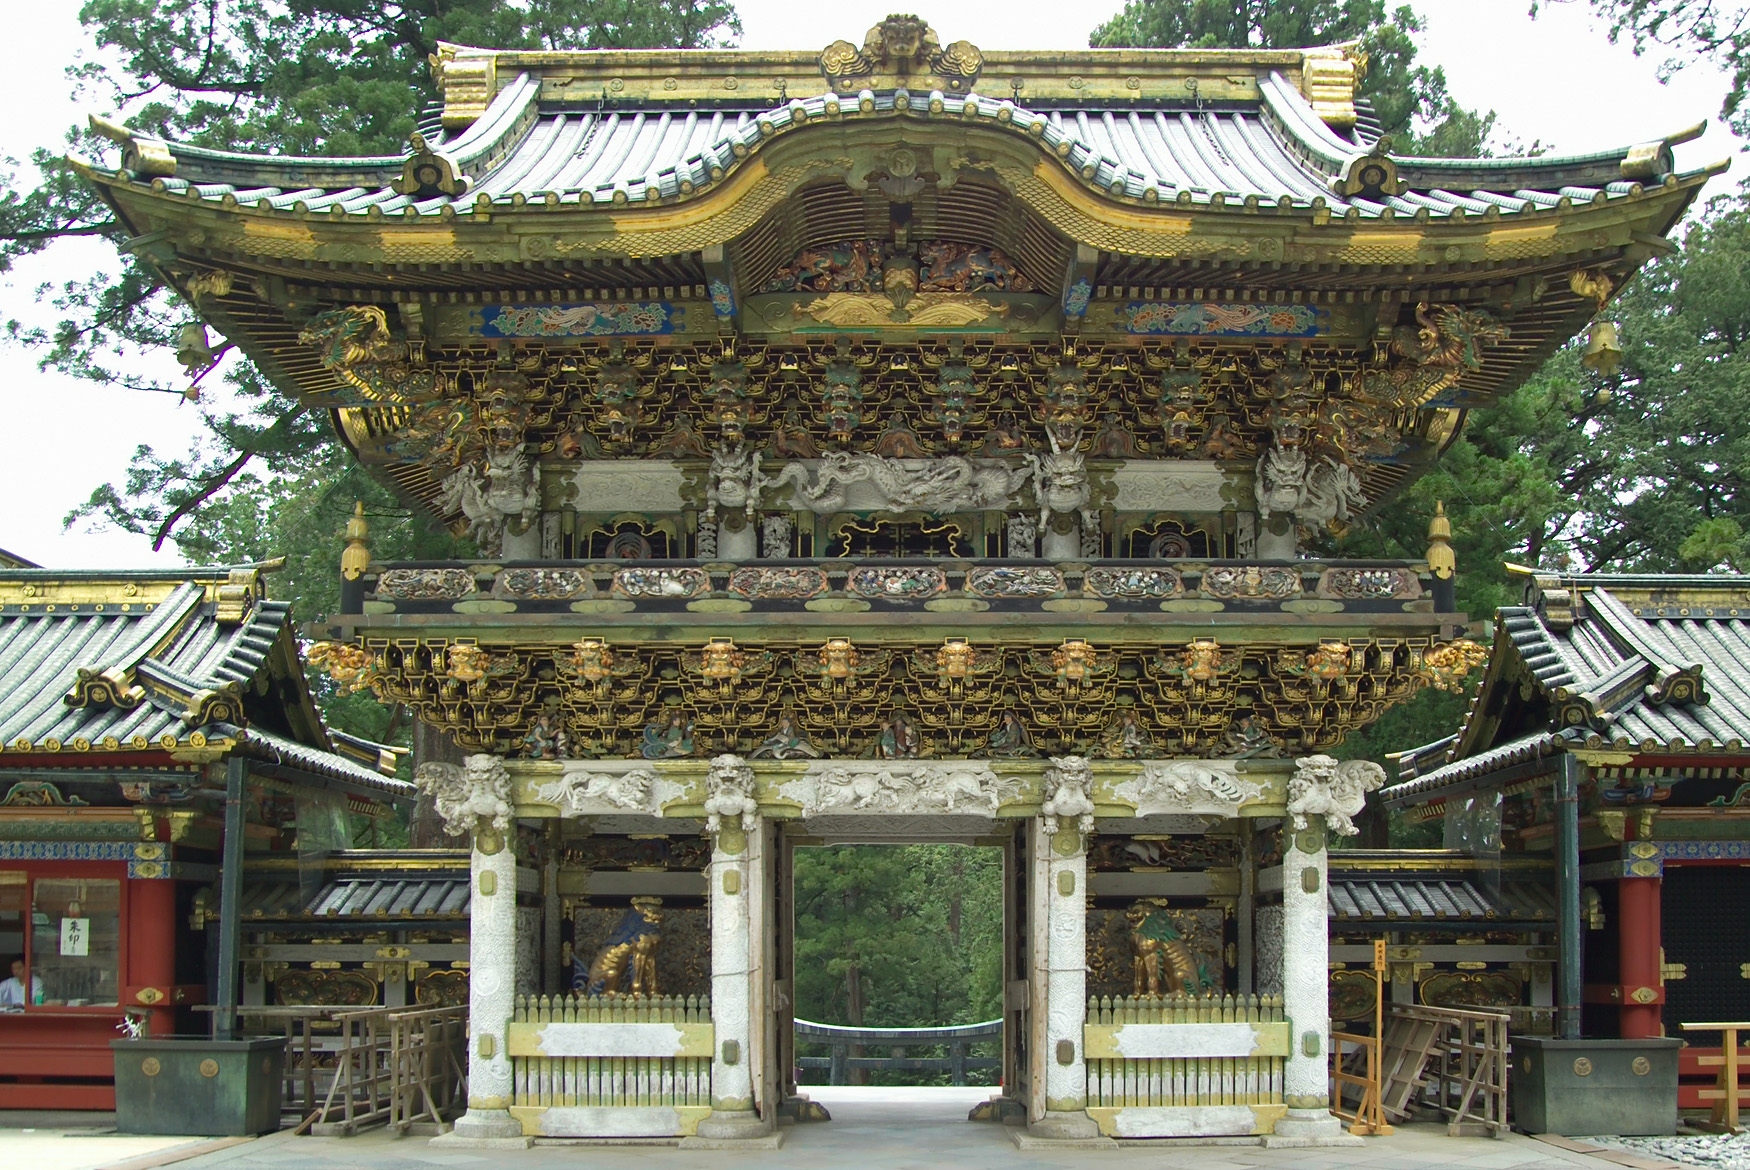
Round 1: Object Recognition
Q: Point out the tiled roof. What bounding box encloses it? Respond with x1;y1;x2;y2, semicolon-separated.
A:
0;567;405;792
95;66;1704;221
241;872;469;921
1329;874;1557;925
1384;572;1750;805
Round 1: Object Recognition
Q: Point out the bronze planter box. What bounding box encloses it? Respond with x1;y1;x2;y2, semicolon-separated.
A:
112;1035;286;1136
1509;1036;1681;1136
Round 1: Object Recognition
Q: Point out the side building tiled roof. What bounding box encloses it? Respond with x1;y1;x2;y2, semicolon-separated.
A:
0;565;409;794
1384;570;1750;807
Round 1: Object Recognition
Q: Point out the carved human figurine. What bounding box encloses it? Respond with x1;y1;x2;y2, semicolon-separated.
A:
521;712;570;760
574;897;664;996
640;711;695;760
876;712;920;759
1126;899;1212;997
751;713;820;760
986;710;1038;758
1096;708;1158;759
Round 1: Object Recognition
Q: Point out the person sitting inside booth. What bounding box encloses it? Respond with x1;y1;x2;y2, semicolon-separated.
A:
0;956;40;1007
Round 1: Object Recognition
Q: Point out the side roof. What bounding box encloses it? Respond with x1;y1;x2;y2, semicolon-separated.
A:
1384;569;1750;806
0;564;408;792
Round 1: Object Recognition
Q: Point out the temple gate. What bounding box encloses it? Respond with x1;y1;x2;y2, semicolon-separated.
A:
76;13;1712;1144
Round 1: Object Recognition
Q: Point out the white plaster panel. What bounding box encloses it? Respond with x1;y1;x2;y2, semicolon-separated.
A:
1108;1022;1264;1060
1109;461;1234;513
566;463;685;512
533;1106;690;1137
469;842;517;1106
533;1022;690;1058
1110;1105;1263;1139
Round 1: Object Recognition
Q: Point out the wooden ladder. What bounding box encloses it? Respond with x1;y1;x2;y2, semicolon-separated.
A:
1376;1009;1445;1122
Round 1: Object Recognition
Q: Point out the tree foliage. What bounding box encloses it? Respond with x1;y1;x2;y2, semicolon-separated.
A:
1089;0;1498;153
3;0;739;578
792;844;1003;1085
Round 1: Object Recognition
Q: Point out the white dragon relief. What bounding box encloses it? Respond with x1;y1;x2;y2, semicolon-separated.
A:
771;452;1033;514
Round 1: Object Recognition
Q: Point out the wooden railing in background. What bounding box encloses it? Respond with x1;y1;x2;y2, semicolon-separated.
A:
1331;939;1391;1135
1085;994;1287;1109
793;1019;1002;1085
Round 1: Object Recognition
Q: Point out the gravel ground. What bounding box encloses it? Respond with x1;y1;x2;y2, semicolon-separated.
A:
1583;1131;1750;1168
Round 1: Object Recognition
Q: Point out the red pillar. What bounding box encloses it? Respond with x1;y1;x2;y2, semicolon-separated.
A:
126;879;178;1035
1618;874;1664;1038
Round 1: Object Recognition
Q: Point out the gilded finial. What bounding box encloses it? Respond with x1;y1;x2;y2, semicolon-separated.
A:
1427;501;1455;580
341;501;371;582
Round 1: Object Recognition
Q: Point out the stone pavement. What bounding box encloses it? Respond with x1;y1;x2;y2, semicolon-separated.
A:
0;1091;1676;1170
102;1088;1646;1170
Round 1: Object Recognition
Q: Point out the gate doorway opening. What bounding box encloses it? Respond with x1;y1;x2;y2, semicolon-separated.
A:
777;839;1010;1122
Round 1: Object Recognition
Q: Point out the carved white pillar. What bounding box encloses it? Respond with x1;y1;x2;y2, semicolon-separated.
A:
452;826;522;1138
421;755;527;1145
1280;813;1332;1117
692;755;770;1141
1270;754;1378;1145
1032;758;1100;1139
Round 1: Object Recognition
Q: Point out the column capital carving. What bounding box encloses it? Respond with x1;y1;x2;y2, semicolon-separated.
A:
703;753;759;837
1041;755;1095;840
415;753;514;844
1287;753;1385;838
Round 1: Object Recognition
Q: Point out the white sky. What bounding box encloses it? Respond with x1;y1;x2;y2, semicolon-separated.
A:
0;0;1735;569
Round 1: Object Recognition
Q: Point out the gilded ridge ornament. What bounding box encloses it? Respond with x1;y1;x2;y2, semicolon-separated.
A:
817;16;983;93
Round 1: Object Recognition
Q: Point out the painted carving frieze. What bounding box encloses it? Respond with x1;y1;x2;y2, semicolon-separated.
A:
777;760;1022;816
1286;753;1386;837
353;634;1460;758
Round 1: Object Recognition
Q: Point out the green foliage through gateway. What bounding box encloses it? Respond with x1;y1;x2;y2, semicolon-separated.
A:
792;844;1003;1086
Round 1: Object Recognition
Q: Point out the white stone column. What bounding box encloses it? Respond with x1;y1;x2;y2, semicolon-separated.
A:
1269;753;1377;1146
691;755;770;1142
418;755;528;1147
1279;814;1333;1119
450;828;523;1139
1032;757;1100;1139
708;824;755;1112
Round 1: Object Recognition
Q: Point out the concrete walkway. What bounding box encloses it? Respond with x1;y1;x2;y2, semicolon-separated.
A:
101;1088;1653;1170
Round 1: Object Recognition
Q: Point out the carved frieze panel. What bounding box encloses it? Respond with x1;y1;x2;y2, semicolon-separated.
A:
727;566;829;600
612;566;710;599
376;567;477;600
493;567;590;601
352;633;1446;757
1083;566;1183;600
325;333;1482;520
775;761;1024;816
965;565;1064;598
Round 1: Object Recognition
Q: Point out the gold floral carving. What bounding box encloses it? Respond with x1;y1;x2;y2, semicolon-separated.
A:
792;292;1006;328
